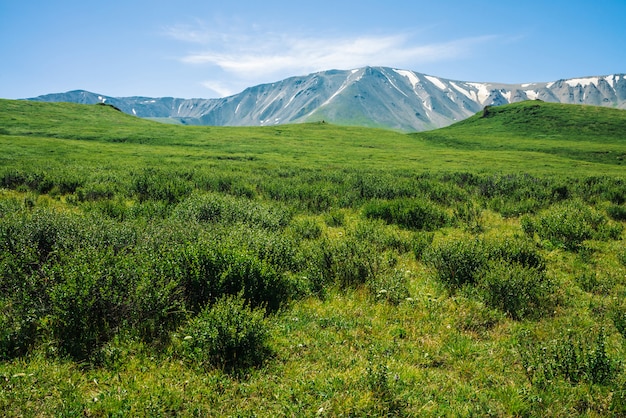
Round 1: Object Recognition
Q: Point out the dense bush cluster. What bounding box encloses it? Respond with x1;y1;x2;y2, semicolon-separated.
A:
0;165;624;375
424;236;554;319
0;205;294;363
521;199;622;251
362;197;451;231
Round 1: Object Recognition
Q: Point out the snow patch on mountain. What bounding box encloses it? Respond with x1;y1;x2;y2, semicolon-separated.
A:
566;77;600;87
450;82;475;101
394;69;420;89
467;83;491;104
425;75;446;90
525;90;539;100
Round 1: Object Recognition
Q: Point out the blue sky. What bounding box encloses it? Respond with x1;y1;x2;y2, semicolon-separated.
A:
1;0;625;99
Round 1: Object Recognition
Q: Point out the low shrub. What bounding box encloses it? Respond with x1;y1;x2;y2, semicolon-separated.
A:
485;237;545;271
607;204;626;221
0;197;22;217
45;249;136;359
362;197;451;231
351;219;413;253
522;200;622;251
324;208;345;227
327;238;382;289
517;328;618;387
173;192;291;230
424;237;488;289
132;168;192;204
0;299;38;360
453;201;483;232
613;308;626;341
487;196;542;218
176;240;292;314
425;235;551;318
410;231;434;260
477;261;555;320
76;182;116;202
217;249;291;313
577;270;614;295
289;217;323;240
227;225;300;273
180;294;271;371
0;169;54;193
304;233;395;292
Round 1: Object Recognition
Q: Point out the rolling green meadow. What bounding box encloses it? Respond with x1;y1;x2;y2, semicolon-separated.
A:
1;98;626;416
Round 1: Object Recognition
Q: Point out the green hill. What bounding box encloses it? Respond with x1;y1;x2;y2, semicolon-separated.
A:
1;99;625;416
416;100;626;165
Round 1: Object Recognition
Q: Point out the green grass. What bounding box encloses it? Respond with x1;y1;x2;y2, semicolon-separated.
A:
418;100;626;166
1;98;626;416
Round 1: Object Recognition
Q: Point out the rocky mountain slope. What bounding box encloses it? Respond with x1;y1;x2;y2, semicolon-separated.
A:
28;67;626;131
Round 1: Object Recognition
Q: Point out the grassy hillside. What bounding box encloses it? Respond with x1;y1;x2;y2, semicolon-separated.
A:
418;100;626;165
1;99;626;416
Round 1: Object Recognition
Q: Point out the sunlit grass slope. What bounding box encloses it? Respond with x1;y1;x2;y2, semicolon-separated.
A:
1;99;625;176
417;100;626;165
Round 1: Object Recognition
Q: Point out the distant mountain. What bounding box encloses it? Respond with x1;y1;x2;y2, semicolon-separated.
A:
28;67;626;131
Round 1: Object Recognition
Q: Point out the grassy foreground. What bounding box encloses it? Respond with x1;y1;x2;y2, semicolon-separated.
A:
1;99;626;416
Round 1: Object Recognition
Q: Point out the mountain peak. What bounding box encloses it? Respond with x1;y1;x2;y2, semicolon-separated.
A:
27;68;626;132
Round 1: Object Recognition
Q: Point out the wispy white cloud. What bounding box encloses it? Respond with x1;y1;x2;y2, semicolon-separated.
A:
165;23;496;96
200;80;236;98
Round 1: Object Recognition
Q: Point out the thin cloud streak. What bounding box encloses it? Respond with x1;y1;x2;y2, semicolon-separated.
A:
178;32;496;78
200;81;237;98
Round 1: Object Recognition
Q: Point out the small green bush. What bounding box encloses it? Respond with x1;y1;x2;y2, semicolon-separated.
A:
411;231;434;260
352;219;412;253
477;261;555;320
289;217;323;240
522;200;620;251
173;192;291;230
454;201;483;232
175;241;292;313
607;204;626;221
577;270;614;295
46;249;132;359
425;235;550;318
328;238;380;289
180;294;271;371
132;168;192;204
217;250;291;312
485;237;545;271
0;299;38;360
517;328;618;386
304;232;395;292
226;225;300;273
487;196;542;218
324;209;345;227
424;237;488;289
362;197;450;231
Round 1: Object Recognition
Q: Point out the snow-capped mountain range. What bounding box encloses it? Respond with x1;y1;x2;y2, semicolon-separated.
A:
28;67;626;131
